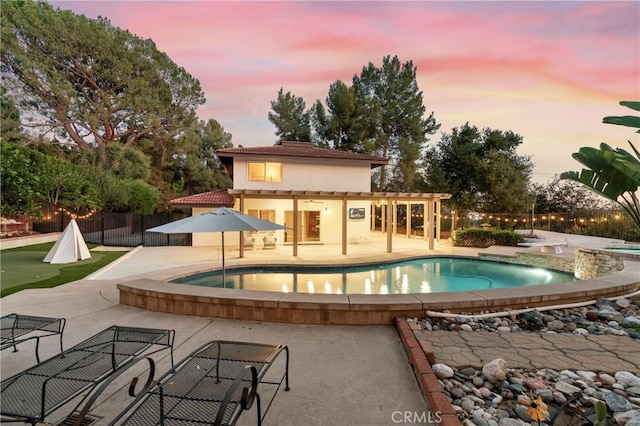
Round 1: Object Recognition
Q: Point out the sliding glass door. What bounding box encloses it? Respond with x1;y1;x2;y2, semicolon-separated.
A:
284;210;320;242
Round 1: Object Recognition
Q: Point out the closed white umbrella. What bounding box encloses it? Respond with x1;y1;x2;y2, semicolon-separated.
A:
146;207;287;285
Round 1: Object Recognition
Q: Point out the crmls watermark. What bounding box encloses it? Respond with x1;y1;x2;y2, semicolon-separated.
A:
391;411;443;424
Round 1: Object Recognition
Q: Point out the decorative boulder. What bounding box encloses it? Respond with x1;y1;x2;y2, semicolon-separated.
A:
483;358;508;384
432;363;454;379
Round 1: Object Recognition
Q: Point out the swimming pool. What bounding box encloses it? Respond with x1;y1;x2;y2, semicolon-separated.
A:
172;257;577;294
603;245;640;254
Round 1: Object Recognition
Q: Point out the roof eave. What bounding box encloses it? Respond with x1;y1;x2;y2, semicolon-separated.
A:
169;202;235;209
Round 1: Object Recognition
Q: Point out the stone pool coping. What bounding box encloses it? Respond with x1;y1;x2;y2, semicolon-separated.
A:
118;255;640;325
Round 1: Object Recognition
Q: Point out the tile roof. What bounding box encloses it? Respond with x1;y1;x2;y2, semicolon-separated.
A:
216;141;387;165
170;189;235;207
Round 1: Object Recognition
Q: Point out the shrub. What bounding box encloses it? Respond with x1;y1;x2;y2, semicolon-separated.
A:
453;228;524;248
492;230;525;246
125;179;160;214
98;175;159;213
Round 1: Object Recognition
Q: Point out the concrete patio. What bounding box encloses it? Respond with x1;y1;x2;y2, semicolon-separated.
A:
2;233;463;425
1;277;432;425
1;231;637;425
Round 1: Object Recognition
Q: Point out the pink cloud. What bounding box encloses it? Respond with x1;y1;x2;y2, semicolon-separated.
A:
48;1;640;182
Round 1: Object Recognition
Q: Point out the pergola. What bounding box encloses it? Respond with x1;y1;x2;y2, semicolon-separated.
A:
229;189;452;257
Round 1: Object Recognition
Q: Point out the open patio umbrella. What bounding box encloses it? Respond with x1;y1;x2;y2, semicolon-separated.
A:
146;207;287;285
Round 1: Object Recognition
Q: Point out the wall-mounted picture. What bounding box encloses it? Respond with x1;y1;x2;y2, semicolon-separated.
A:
349;208;366;219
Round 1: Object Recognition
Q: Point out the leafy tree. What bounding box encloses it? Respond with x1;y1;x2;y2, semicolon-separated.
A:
268;88;311;142
96;174;159;214
37;155;99;208
532;176;617;214
2;140;161;214
478;148;533;213
123;180;161;214
0;141;99;215
419;123;534;214
561;101;640;230
310;80;365;152
169;118;233;195
104;144;152;181
1;141;40;215
352;55;439;191
1;0;204;160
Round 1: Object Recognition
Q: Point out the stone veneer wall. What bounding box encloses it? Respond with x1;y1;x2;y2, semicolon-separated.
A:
478;252;575;274
575;248;625;280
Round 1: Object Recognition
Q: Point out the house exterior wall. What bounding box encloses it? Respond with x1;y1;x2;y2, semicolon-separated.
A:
191;199;374;248
191;151;385;248
345;200;372;244
191;207;240;247
232;158;373;192
237;199;372;245
183;144;449;255
190;204;287;248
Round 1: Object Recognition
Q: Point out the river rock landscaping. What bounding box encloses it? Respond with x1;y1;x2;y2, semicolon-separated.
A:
413;295;640;425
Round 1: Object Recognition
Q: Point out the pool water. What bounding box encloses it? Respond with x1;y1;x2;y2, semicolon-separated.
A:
172;257;577;295
603;245;640;255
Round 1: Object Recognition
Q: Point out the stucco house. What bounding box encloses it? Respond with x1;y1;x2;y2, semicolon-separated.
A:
170;141;451;256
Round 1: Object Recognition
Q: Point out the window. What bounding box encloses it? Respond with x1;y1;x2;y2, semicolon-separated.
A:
248;162;282;182
247;209;276;234
259;210;275;222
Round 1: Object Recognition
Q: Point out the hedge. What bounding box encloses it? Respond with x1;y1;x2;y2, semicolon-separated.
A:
453;228;524;248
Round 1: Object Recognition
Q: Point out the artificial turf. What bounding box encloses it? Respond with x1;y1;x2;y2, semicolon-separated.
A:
0;242;128;298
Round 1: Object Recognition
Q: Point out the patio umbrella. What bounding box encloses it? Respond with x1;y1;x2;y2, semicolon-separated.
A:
146;207;287;285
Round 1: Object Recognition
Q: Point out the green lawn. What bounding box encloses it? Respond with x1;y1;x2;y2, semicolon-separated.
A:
0;242;128;297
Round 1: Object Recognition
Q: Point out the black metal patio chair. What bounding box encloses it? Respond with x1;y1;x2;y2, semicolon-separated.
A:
106;340;290;426
0;325;175;425
1;313;66;363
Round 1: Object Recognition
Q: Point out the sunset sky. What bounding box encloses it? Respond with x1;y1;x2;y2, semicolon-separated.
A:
52;1;639;183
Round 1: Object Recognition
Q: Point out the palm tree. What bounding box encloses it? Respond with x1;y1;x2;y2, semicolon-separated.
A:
560;101;640;231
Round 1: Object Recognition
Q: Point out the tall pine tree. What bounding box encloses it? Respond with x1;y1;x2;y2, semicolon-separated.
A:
352;55;439;191
268;88;311;143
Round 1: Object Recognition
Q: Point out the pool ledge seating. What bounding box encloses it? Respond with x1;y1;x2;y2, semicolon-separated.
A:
117;259;640;325
517;241;567;254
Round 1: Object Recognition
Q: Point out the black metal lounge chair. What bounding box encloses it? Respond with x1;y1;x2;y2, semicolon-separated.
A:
1;313;66;363
107;340;290;426
0;325;175;425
